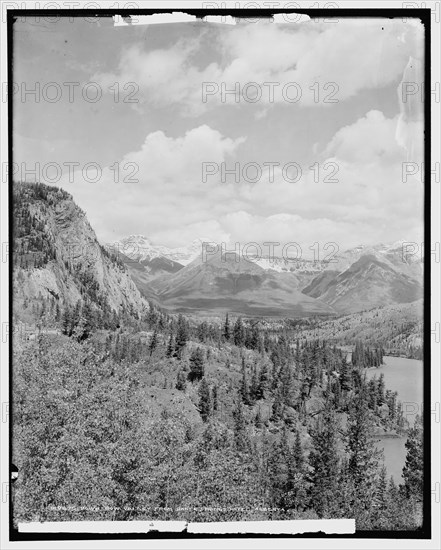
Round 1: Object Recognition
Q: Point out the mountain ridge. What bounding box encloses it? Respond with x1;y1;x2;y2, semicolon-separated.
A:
302;254;423;313
14;185;423;322
147;248;336;317
110;234;423;316
111;234;423;279
13;182;148;327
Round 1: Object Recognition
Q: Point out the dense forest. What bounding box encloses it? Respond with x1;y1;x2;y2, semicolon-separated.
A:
13;304;423;530
289;306;423;360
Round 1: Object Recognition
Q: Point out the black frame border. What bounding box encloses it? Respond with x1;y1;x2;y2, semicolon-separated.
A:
6;5;432;543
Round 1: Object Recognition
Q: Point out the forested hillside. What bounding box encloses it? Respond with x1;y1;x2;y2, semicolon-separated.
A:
291;301;423;359
13;307;423;529
12;182;424;531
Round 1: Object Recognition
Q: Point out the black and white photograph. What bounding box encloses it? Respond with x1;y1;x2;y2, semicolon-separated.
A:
2;3;439;547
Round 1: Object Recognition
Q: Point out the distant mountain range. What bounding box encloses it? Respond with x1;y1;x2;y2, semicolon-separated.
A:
12;183;423;322
145;249;335;317
110;235;423;276
108;235;423;317
303;254;422;313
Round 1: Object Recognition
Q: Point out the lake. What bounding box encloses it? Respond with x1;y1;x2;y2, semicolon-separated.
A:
365;356;423;482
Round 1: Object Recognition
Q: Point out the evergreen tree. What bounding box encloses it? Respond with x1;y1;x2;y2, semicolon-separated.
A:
267;426;291;511
188;347;205;382
367;378;378;410
149;330;158;356
267;425;307;513
212;384;219;412
270;384;284;422
371;465;388;527
61;305;73;336
147;303;159;328
166;334;175;358
255;406;263;429
233;317;245;347
293;429;303;471
198;378;212;422
175;314;189;359
71;300;81;332
333;378;342;409
402;415;423;500
197;321;208;342
249;364;259;402
55;302;60;322
73;305;93;342
258;363;270;399
223;313;231;342
387;390;398;423
340;359;352;393
377;373;385;406
239;357;250;405
279;362;296;408
233;398;248;452
176;369;187;391
309;410;341;517
346;387;382;524
249;324;260;351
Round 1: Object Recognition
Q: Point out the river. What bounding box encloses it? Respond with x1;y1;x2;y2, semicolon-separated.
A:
365;356;423;482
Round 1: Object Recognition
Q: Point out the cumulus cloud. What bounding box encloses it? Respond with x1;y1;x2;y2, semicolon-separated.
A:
323;110;404;164
13;15;425;256
93;18;423;115
58;110;423;252
57;125;245;245
223;109;423;247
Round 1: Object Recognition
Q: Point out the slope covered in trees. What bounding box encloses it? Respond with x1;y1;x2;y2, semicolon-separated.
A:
13;304;423;530
281;301;423;359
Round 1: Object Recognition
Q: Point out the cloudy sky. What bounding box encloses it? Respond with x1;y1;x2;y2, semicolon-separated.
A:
13;14;425;252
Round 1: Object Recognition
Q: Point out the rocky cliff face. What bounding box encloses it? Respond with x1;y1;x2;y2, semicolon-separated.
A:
13;182;147;324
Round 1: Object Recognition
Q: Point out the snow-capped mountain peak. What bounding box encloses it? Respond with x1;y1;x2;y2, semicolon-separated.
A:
109;236;423;279
108;235;217;266
108;235;162;261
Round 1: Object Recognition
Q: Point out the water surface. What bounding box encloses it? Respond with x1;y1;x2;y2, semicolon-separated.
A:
365;356;423;481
